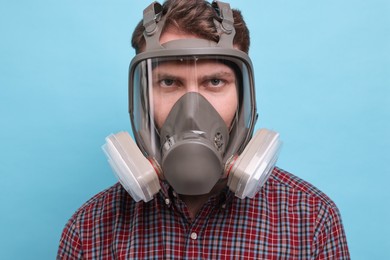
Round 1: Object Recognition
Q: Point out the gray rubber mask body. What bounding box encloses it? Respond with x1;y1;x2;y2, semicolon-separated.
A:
160;92;230;195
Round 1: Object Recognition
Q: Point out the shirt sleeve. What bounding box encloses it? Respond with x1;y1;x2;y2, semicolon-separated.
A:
57;214;83;260
312;204;350;259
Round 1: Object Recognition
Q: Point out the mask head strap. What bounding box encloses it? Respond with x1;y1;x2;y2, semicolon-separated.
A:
212;1;236;48
142;1;165;50
141;0;236;51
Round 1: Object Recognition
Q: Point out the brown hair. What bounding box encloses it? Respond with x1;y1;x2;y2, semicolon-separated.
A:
131;0;250;53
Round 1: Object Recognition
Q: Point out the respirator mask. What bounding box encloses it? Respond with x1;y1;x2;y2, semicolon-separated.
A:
103;1;282;202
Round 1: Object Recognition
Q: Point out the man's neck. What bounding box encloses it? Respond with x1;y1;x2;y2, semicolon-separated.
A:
180;194;210;220
179;180;227;220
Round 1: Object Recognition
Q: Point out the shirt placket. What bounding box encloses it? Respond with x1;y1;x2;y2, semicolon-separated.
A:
182;204;213;259
174;192;225;259
160;183;232;259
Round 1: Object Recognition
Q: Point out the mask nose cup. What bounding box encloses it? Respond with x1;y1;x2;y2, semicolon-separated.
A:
159;93;229;195
162;139;223;195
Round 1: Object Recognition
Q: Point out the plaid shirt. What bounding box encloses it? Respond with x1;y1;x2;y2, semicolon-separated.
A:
57;167;349;259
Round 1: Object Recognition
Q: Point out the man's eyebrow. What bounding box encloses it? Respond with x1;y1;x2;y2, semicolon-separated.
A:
152;72;183;80
153;71;180;78
200;71;236;79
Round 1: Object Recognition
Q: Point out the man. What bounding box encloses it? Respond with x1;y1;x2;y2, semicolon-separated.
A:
58;0;350;259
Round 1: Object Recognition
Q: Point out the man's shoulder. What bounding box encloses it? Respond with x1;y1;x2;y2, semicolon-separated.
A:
266;167;338;209
69;182;133;222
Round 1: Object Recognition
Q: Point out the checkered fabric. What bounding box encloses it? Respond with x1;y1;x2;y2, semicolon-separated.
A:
57;167;350;259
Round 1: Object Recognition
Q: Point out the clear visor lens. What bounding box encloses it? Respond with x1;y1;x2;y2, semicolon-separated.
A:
130;55;255;162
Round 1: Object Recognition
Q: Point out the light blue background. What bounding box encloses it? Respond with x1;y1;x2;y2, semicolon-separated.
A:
0;0;389;259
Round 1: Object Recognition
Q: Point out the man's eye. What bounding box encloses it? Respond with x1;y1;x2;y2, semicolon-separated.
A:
207;79;225;88
160;79;175;87
210;79;221;85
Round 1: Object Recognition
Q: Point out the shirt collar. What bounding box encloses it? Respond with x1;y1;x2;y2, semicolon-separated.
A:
158;180;234;208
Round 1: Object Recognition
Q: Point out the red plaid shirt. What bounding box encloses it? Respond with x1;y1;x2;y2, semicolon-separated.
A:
57;167;349;259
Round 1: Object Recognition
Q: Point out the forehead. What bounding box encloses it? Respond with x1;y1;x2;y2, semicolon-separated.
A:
152;58;235;73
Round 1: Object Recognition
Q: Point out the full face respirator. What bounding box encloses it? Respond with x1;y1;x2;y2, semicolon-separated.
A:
103;1;282;202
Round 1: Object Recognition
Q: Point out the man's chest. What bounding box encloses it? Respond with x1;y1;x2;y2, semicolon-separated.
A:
87;200;314;260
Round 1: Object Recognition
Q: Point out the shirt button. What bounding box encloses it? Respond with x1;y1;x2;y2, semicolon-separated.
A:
165;198;170;205
190;232;198;240
221;204;226;209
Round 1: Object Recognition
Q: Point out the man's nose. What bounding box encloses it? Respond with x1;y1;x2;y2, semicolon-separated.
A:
185;80;200;93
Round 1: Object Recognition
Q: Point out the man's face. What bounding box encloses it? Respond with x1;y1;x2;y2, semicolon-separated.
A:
152;30;238;129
